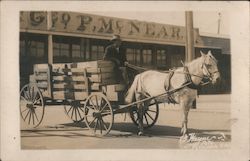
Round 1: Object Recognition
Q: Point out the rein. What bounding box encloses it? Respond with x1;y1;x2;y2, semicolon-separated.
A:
127;63;207;80
126;61;216;87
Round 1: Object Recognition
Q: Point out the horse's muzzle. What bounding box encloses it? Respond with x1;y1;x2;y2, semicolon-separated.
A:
212;72;221;84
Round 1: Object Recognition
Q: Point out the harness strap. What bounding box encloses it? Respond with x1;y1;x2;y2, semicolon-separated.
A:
164;69;175;91
163;69;177;104
183;66;192;84
183;66;201;90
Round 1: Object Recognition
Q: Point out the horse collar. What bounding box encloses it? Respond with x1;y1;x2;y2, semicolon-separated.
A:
183;66;201;90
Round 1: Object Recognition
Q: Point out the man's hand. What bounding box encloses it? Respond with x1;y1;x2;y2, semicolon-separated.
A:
124;61;129;66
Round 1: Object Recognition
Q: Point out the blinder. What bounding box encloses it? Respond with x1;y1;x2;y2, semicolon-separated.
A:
202;62;219;82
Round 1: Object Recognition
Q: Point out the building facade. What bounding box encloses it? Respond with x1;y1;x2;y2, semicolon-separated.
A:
20;11;231;94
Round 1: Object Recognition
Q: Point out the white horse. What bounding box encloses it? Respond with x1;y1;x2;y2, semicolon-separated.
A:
125;51;220;136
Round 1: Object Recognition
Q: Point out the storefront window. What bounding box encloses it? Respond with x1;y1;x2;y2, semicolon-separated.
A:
72;44;81;59
126;48;140;65
142;49;152;66
29;41;45;58
53;42;70;63
156;50;167;68
91;45;104;60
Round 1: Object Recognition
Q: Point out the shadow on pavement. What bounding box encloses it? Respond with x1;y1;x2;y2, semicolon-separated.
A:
110;122;231;140
21;122;231;140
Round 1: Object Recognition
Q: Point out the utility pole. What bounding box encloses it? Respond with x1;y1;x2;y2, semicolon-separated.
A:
47;12;53;98
185;11;196;109
217;12;221;34
185;11;195;62
47;12;53;65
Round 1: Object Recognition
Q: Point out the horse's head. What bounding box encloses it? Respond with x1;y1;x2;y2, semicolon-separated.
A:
200;51;221;84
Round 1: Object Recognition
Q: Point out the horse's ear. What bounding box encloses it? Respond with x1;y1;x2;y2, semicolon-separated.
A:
200;51;205;57
208;50;212;55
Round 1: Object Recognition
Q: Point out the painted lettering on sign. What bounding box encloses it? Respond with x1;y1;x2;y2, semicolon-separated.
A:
20;11;201;45
77;15;92;31
30;12;46;26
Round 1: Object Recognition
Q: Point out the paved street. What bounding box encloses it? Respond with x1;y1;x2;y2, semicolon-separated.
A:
21;94;231;149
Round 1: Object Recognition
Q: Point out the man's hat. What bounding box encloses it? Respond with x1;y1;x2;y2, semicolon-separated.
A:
111;34;121;41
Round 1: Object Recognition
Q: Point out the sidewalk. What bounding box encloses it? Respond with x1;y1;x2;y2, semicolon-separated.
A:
160;94;231;113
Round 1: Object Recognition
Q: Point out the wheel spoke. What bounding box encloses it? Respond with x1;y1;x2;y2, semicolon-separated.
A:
32;89;38;103
89;117;97;127
71;106;75;119
28;86;32;101
76;108;82;121
90;98;98;111
24;109;31;121
33;110;40;122
144;113;149;126
99;118;103;134
100;98;104;107
66;105;73;115
100;118;108;131
95;95;100;110
21;108;29;114
94;119;98;132
20;96;28;102
145;111;154;121
78;106;85;113
85;105;94;110
101;111;111;116
100;103;108;113
147;109;156;113
31;86;35;101
28;109;32;124
24;91;30;101
33;96;41;105
75;107;78;121
32;109;35;125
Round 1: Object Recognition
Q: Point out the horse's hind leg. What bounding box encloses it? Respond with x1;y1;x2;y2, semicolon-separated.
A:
137;103;144;136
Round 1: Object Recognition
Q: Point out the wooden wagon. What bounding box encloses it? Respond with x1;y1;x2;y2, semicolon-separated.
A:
20;60;160;136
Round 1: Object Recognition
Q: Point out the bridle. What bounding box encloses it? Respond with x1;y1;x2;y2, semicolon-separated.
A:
201;56;220;83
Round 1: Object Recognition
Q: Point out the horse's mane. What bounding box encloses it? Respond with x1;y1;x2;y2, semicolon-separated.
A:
172;56;203;72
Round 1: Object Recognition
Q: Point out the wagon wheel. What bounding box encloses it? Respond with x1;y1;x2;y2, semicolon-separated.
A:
20;84;45;128
64;101;85;123
130;99;159;129
84;93;114;136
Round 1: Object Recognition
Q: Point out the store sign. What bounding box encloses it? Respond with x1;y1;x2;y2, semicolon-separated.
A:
20;11;201;45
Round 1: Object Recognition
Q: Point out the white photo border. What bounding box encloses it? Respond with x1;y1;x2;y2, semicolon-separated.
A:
0;1;249;161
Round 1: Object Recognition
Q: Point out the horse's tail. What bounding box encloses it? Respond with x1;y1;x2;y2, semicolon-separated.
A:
124;74;140;104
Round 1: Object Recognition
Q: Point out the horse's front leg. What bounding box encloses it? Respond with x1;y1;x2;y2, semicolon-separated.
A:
180;99;191;137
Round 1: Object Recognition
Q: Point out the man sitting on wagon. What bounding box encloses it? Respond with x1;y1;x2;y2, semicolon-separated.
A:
103;34;129;85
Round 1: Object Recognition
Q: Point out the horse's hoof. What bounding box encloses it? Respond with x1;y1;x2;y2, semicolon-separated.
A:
138;131;144;136
180;134;189;140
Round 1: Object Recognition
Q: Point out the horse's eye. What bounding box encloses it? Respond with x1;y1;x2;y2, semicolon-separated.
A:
206;64;212;67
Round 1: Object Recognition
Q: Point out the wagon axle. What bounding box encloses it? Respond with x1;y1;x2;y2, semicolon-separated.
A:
26;103;36;109
92;111;102;118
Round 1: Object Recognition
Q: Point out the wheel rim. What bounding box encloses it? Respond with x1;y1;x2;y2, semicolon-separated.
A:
130;99;159;129
64;101;85;122
84;94;113;136
20;84;45;128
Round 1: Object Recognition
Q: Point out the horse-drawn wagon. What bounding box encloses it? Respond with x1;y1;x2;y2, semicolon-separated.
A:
20;60;159;136
20;51;220;137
